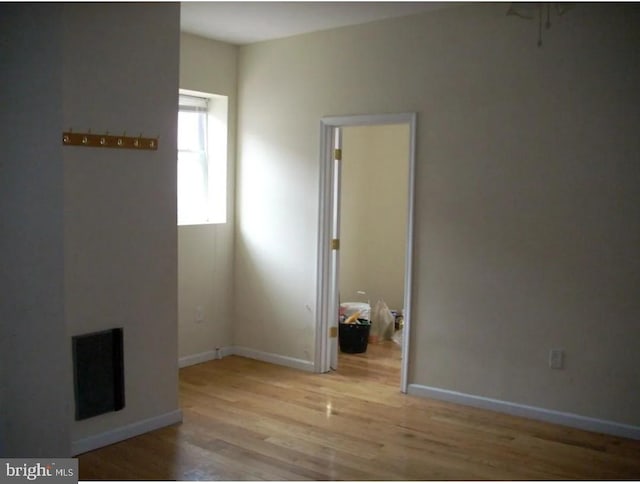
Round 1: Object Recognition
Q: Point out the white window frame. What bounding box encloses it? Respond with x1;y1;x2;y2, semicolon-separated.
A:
177;89;228;225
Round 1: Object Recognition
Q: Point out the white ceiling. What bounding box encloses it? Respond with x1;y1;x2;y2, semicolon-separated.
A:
180;2;454;45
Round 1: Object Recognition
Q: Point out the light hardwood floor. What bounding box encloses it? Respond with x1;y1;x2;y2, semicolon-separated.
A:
79;341;640;480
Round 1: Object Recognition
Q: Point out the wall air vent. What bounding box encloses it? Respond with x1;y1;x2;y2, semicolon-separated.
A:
72;328;125;420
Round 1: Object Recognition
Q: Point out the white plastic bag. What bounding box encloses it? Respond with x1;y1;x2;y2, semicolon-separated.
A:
392;329;403;346
371;299;395;340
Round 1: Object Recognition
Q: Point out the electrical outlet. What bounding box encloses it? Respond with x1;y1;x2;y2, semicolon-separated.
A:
195;306;204;324
549;349;564;369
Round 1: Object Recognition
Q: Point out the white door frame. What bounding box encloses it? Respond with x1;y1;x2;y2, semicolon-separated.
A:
314;112;417;393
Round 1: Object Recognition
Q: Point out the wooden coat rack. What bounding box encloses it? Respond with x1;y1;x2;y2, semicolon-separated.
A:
62;130;158;151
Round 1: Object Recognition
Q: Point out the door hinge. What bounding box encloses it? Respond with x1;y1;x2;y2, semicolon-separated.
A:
330;238;340;250
329;326;338;338
334;148;342;161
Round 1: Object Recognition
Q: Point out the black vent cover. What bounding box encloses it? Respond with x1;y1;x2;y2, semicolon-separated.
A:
72;328;125;420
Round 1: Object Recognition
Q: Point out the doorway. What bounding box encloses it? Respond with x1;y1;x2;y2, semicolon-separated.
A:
315;113;417;393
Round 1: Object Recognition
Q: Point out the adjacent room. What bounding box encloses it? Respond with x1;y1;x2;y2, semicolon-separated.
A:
336;122;410;377
2;1;639;480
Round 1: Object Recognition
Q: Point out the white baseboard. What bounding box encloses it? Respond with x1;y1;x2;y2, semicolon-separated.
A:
231;346;315;373
178;346;314;373
71;409;183;456
178;346;233;368
408;384;640;441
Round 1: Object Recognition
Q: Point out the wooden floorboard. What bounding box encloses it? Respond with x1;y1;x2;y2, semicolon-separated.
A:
78;341;640;480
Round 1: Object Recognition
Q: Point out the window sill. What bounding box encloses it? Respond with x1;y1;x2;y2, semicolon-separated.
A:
178;221;227;227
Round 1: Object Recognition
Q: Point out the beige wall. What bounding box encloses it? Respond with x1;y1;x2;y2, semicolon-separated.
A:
1;3;181;455
236;3;640;426
178;33;238;359
1;4;70;456
62;3;180;446
340;125;409;312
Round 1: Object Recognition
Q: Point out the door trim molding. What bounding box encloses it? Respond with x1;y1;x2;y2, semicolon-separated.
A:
315;112;417;394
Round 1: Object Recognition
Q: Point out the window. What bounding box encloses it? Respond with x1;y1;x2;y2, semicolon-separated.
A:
177;90;228;225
